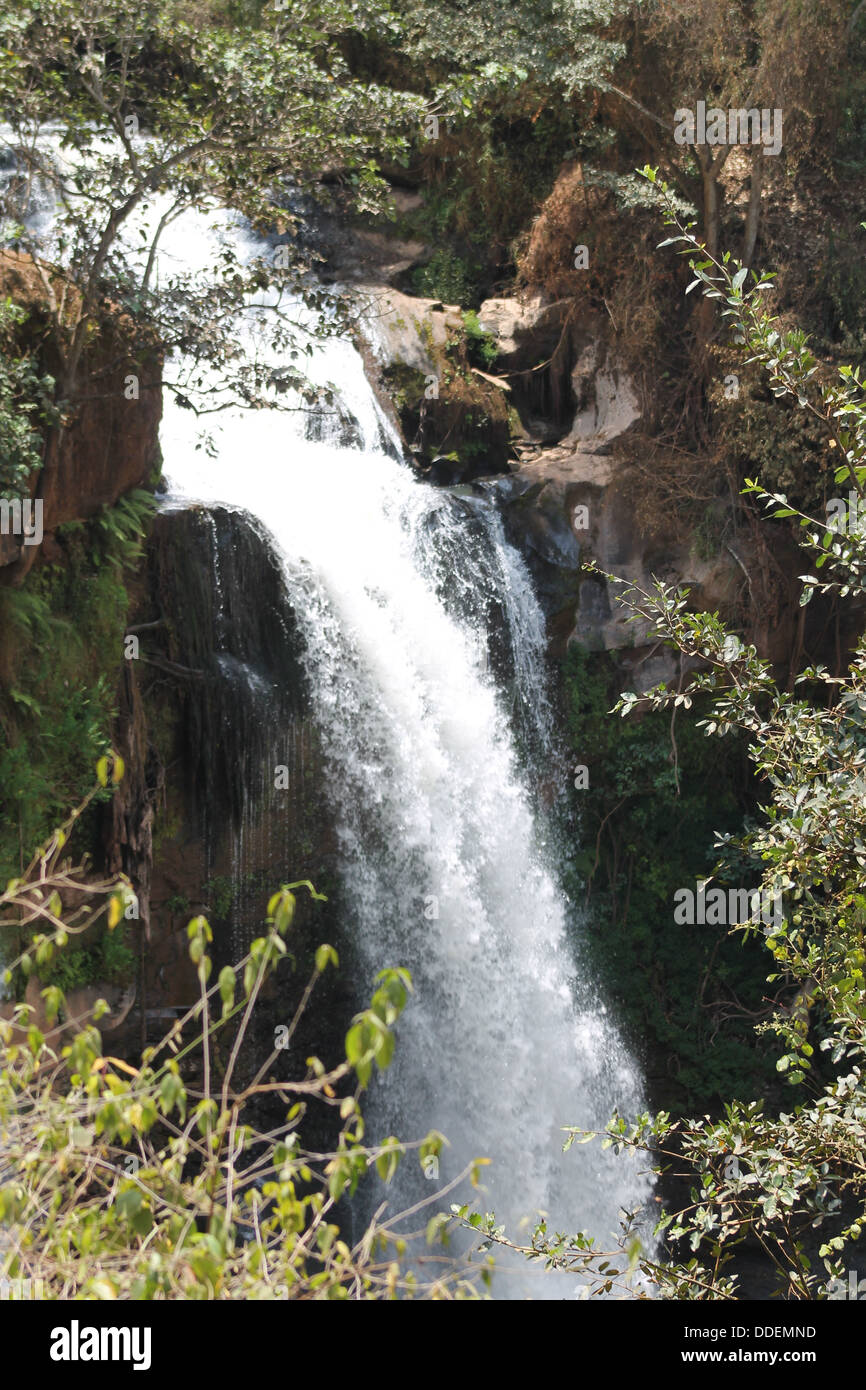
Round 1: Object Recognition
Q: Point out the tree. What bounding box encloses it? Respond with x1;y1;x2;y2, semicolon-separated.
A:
391;0;626;112
606;0;851;270
0;0;424;415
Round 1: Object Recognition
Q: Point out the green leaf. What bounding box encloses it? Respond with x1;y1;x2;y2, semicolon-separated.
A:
315;943;338;972
218;966;235;1012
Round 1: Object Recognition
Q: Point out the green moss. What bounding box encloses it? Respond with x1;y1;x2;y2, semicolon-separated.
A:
204;875;235;920
382;334;512;475
418;316;436;358
380;362;428;414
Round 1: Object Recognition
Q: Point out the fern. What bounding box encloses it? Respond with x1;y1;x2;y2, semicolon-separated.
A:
91;487;156;570
0;588;79;651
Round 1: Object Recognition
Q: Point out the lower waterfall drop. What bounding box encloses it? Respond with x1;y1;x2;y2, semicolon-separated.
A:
158;212;654;1299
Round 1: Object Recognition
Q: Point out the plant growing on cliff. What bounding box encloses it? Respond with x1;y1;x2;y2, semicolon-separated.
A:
0;770;487;1300
380;0;630;295
0;493;149;883
0;298;56;498
452;191;866;1299
461;310;498;368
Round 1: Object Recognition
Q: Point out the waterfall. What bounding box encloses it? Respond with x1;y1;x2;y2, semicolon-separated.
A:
154;210;654;1297
13;158;654;1294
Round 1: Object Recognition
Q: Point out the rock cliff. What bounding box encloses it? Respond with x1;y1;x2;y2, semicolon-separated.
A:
0;250;162;582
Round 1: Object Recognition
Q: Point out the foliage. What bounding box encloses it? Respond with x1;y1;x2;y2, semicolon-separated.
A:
604;0;851;260
392;0;626;112
460;182;866;1299
710;370;834;516
203;876;236;922
345;2;628;298
403;123;578;297
0;493;150;881
0;779;486;1299
0;297;56;498
461;310;498;368
411;248;478;306
383;0;859;309
89;489;156;572
0;0;425;409
35;922;136;995
812;226;866;359
563;644;773;1108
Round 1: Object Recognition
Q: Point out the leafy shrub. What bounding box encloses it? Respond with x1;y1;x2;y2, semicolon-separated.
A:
0;492;153;881
411;249;479;306
38;924;136;993
462;310;499;368
472;178;866;1300
0;786;482;1300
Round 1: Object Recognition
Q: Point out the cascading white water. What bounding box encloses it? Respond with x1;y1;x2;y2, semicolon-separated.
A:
12;146;654;1293
154;212;654;1296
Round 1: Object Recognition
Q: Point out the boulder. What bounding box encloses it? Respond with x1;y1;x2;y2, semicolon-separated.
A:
565;343;641;449
492;437;742;674
478;343;740;677
476;292;571;372
0;973;136;1044
358;284;463;378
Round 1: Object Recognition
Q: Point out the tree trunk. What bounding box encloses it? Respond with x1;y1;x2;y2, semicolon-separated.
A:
743;148;763;267
702;166;721;260
696;164;722;343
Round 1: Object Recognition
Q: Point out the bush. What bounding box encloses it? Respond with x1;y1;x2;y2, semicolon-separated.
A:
563;644;772;1109
0;781;484;1300
462;310;499;369
0;491;154;882
411;249;479;306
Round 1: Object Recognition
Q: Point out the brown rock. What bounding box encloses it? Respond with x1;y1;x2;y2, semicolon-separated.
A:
0;250;162;582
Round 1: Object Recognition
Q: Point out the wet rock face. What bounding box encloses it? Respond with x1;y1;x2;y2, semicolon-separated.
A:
106;505;354;1089
468;329;649;662
304;401;364;450
358;284;464;380
139;506;318;916
361;276;668;662
364;268;834;689
356;253;749;679
484;439;743;680
277;190;428;288
478;470;583;651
